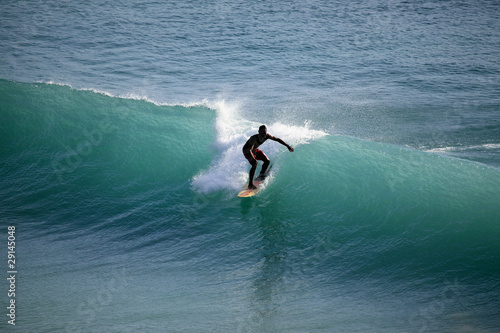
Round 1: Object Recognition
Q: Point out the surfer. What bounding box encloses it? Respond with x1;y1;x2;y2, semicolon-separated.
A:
243;125;294;189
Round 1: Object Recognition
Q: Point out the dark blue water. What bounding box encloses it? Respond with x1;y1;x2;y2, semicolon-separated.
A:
1;1;500;332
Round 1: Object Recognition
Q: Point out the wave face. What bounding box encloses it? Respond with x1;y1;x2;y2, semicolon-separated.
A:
2;80;500;332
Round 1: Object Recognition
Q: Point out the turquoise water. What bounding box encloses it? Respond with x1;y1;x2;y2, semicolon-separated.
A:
1;0;500;332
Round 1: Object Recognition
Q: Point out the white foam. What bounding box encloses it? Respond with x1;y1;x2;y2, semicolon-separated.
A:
36;80;215;108
191;101;328;194
426;143;500;153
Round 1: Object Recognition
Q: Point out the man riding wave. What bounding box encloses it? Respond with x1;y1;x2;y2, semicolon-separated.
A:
242;125;294;189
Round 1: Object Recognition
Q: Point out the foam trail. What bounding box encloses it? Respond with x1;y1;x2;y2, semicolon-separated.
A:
191;101;327;194
426;143;500;153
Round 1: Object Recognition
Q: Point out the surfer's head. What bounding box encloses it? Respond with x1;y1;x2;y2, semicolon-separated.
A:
258;125;267;141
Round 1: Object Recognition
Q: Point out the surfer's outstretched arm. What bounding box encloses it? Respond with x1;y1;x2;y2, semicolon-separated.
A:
269;135;294;152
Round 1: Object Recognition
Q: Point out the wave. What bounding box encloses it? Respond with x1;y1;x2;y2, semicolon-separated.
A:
1;79;499;281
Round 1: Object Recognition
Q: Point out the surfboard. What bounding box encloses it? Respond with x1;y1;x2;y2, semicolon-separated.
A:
237;165;272;198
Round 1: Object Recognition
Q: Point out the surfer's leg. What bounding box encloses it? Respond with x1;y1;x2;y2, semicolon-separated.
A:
254;149;270;175
248;163;257;189
244;150;257;186
244;149;258;189
260;159;270;175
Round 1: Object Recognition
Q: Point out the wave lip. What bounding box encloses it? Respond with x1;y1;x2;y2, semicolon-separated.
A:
423;142;500;167
425;143;500;153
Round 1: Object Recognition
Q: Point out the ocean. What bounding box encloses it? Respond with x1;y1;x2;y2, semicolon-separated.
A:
1;0;499;332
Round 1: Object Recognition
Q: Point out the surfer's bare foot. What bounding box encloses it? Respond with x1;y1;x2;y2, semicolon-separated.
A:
248;184;257;190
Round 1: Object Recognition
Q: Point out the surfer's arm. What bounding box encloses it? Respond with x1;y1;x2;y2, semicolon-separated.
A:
268;135;294;152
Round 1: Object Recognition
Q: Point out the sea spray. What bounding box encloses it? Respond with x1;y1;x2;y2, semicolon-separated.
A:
191;100;328;194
